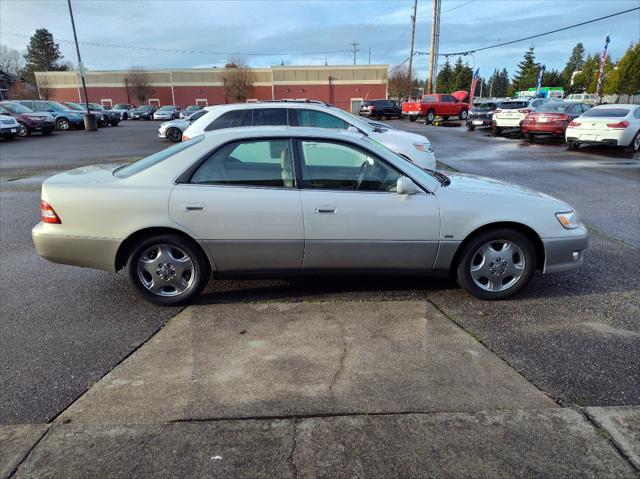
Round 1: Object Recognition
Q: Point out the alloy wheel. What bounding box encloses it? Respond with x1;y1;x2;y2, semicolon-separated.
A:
137;244;195;297
56;119;70;130
470;239;525;292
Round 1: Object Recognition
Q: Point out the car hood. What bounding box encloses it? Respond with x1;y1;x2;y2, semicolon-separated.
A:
375;128;431;145
445;172;566;204
452;90;469;102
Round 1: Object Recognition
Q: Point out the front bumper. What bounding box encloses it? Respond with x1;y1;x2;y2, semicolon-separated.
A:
542;229;588;273
0;125;19;135
32;222;120;272
153;114;172;120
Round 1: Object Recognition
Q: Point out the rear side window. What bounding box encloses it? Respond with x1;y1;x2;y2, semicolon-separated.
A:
291;109;349;129
252;108;288;126
441;95;455;103
582;108;630;118
205;110;251;131
114;136;205;178
422;95;437;103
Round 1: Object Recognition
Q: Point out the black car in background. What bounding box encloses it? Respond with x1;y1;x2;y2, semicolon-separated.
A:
89;103;120;126
62;102;108;127
130;105;157;120
467;101;503;131
359;99;402;120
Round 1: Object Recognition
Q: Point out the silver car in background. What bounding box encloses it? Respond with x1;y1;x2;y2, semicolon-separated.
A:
32;127;587;306
158;110;207;142
153;105;181;121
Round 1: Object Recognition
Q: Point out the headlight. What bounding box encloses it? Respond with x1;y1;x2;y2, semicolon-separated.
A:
556;211;581;229
413;143;432;152
46;115;54;121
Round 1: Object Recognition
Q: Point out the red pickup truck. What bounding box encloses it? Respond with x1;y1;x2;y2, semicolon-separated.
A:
402;91;469;123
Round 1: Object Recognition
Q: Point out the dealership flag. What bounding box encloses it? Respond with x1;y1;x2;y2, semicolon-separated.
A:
596;34;610;104
536;64;546;96
468;68;480;107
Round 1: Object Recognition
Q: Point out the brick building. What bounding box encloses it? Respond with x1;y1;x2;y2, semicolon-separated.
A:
34;65;388;113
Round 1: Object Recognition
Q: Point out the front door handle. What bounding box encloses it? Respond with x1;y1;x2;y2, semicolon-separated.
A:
181;202;205;211
315;205;337;214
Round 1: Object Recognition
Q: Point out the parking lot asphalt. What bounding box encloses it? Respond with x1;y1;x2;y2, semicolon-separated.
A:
0;119;638;426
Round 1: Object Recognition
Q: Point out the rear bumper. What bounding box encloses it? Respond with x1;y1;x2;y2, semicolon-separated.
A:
494;117;524;128
521;124;566;136
542;231;588;274
32;222;120;273
565;128;633;147
402;111;422;116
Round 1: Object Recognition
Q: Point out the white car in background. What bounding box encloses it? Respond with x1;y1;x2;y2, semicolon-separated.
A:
565;104;640;152
183;101;436;170
158;110;208;142
565;93;596;106
492;98;548;136
0;113;21;139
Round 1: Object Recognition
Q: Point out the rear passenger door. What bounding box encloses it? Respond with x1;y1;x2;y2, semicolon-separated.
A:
289;109;350;130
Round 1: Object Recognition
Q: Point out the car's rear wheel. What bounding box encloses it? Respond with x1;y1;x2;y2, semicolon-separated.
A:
467;123;475;131
409;116;417;122
56;118;70;130
459;109;468;120
166;127;182;143
456;228;536;300
442;115;449;121
492;125;502;136
568;141;579;150
524;132;534;142
126;234;210;306
631;130;640;152
426;109;436;124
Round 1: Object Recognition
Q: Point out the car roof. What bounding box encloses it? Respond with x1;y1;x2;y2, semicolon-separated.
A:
203;102;339;113
196;125;366;143
591;103;637;109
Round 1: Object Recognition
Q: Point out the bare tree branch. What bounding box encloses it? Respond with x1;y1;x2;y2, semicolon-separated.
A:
127;66;152;105
223;58;255;103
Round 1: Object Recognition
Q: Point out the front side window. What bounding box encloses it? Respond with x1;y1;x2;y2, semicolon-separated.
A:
205;110;251;131
292;109;349;129
252;108;287;126
299;140;401;192
33;102;51;112
191;139;295;188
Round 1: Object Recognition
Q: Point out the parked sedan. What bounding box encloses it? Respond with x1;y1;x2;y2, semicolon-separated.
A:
15;100;85;131
153;105;181;121
565;104;640;152
158;109;207;142
0;113;21;139
111;104;135;120
33;127;587;306
179;105;203;119
0;101;55;137
130;105;156;120
521;102;591;142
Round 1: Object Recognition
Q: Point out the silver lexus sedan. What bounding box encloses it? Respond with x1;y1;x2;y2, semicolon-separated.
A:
32;127;587;305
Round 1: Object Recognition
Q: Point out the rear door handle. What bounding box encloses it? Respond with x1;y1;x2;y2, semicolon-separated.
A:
314;205;337;214
181;202;205;211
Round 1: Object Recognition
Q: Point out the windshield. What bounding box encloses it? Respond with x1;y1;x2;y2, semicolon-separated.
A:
114;135;204;178
582;108;629;118
90;104;105;110
186;105;199;111
333;108;374;133
500;101;528;110
473;102;497;111
138;105;153;110
159;106;175;111
65;102;84;111
535;103;570;113
46;101;68;111
113;104;128;109
1;102;33;114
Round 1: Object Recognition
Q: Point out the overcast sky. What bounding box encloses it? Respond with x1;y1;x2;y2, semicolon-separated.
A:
1;0;638;79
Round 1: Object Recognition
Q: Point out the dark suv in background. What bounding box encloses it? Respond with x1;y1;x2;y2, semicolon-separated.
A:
467;100;503;131
0;101;56;137
359;99;402;120
15;100;85;131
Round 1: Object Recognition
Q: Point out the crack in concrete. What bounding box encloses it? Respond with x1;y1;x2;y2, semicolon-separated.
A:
288;418;298;479
7;425;52;479
328;318;348;412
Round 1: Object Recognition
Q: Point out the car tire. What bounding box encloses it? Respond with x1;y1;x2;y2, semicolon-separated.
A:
17;124;29;137
409;116;417;122
126;233;210;306
56;118;70;131
166;127;182;143
630;130;640;153
426;109;436;124
467;123;475;131
524;132;534;142
123;113;129;120
492;125;502;137
456;228;536;300
459;109;468;120
568;142;579;150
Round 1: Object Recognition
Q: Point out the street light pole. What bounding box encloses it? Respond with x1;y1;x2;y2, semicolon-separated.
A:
67;0;97;131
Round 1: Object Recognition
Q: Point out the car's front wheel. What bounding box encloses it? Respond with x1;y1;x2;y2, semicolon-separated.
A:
492;125;502;137
166;127;182;143
56;118;70;130
126;234;210;306
17;124;29;137
426;109;436;124
409;116;417;122
459;109;468;120
456;228;536;300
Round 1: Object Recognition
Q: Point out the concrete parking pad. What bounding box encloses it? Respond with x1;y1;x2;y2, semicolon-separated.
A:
586;406;640;469
293;409;636;478
12;409;636;478
0;424;49;479
58;301;554;424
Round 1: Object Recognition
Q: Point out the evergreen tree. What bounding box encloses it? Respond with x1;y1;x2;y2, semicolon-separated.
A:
436;58;454;93
488;68;510;97
21;28;68;84
451;56;472;92
510;47;540;94
561;42;585;91
604;43;640;95
542;69;563;87
572;53;614;94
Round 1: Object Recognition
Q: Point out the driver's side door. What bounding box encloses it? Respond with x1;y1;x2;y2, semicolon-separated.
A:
297;139;440;271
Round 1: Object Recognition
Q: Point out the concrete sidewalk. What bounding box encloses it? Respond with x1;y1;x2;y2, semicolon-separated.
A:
2;301;638;478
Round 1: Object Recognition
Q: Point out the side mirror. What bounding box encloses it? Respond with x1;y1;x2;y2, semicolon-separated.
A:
397;176;419;195
347;125;359;133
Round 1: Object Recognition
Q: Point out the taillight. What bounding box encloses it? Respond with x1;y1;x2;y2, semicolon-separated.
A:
40;200;61;224
606;121;629;129
568;121;581;127
495;109;502;113
368;106;375;111
181;135;189;141
518;108;532;113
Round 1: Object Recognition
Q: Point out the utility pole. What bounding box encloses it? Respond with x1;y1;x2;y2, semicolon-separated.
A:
350;42;360;65
368;48;371;65
407;0;418;99
67;0;96;131
426;0;441;94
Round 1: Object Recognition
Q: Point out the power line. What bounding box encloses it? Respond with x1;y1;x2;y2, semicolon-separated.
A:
0;31;352;57
429;6;640;57
443;0;474;13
